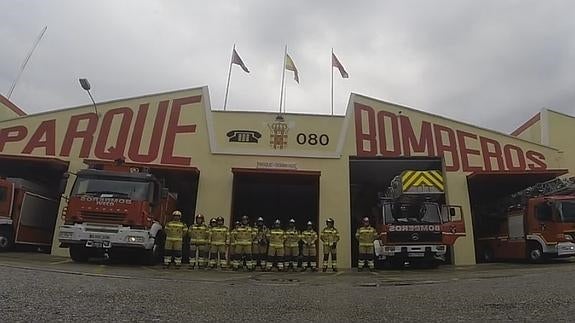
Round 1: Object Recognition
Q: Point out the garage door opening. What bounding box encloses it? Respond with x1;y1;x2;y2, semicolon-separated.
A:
231;168;320;236
349;157;445;267
467;170;568;263
0;154;69;252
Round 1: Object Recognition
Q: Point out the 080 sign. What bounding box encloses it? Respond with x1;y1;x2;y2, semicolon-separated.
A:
296;133;329;146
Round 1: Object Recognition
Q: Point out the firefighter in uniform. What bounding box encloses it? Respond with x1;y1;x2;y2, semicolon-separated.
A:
234;215;255;270
188;214;210;269
320;218;340;272
209;216;229;269
229;220;241;269
355;217;378;271
252;217;269;270
266;219;285;271
163;210;187;268
284;219;300;271
301;221;318;271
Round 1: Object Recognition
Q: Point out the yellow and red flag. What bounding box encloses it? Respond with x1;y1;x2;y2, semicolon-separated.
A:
285;53;299;83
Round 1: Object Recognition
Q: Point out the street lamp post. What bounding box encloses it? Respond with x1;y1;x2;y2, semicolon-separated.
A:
78;78;99;116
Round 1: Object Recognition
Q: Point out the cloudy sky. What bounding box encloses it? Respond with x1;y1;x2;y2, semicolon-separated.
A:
1;0;574;133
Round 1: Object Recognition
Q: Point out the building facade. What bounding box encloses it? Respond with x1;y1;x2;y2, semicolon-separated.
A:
0;87;569;267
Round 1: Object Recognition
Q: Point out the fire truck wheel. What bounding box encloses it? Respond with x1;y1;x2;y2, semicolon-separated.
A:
0;227;13;251
142;240;160;265
482;248;494;263
527;242;545;263
69;246;90;262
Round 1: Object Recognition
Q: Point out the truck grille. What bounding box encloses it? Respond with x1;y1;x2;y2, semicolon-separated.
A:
80;211;127;224
387;231;442;243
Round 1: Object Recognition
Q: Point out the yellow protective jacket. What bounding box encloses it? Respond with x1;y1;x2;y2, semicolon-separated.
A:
355;226;378;246
210;226;229;246
301;229;318;246
165;220;187;241
320;227;340;246
235;226;255;246
189;224;210;244
252;225;269;245
267;228;285;248
284;228;300;248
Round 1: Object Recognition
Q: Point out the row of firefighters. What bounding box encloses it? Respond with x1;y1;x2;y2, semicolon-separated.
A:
163;211;378;271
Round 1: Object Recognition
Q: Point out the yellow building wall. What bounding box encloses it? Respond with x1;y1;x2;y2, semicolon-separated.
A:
0;95;26;121
545;110;575;175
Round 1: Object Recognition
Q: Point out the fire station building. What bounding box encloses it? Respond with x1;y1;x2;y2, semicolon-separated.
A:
0;86;573;268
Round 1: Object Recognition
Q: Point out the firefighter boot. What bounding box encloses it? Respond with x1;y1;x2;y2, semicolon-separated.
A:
174;257;182;269
322;254;329;272
163;256;171;268
189;254;197;270
332;254;337;272
311;258;317;272
368;260;375;271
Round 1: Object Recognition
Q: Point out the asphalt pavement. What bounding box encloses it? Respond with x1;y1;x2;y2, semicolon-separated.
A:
1;252;575;322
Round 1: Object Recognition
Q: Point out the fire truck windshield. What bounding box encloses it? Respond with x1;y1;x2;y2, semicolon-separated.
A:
558;200;575;223
385;202;442;224
71;177;151;201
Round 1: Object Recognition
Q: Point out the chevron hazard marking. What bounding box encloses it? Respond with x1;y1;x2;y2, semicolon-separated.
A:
401;170;444;191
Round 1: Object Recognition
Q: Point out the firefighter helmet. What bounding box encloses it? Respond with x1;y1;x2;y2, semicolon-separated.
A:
216;216;224;225
172;210;182;217
306;221;313;226
274;219;281;227
326;218;334;224
234;220;241;227
209;218;216;226
196;214;204;223
257;217;264;223
289;219;295;224
241;215;249;224
362;217;369;224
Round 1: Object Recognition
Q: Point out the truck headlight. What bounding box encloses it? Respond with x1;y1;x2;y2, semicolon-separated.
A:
127;236;144;243
59;231;73;239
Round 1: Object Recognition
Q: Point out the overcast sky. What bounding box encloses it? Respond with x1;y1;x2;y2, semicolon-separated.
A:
1;0;574;133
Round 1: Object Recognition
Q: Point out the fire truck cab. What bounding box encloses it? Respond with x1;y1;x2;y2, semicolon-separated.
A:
374;170;466;268
476;177;575;263
59;161;177;263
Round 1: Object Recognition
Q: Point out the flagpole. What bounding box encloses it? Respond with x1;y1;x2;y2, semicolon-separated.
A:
279;45;287;114
331;48;334;116
223;44;235;111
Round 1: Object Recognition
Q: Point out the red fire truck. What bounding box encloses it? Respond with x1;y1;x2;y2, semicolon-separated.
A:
0;178;60;251
374;170;466;268
58;160;177;263
476;177;575;263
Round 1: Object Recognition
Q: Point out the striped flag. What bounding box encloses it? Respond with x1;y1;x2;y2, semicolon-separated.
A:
332;52;349;78
285;53;299;83
231;49;250;73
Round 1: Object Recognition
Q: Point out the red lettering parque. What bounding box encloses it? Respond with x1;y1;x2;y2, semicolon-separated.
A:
0;95;201;166
353;103;548;172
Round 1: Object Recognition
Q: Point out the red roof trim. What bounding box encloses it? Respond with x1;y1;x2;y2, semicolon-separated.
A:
511;113;540;136
0;94;27;116
232;167;321;176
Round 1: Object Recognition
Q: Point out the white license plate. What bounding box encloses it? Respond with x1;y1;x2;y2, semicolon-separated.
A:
408;252;425;257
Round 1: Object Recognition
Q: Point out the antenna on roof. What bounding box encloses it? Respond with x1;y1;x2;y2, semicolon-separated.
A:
7;26;48;99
